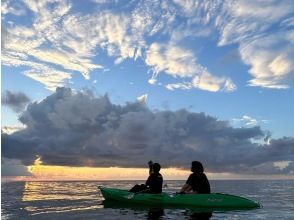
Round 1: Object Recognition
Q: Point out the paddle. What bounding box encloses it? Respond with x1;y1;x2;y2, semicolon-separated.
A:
148;160;153;175
134;188;150;195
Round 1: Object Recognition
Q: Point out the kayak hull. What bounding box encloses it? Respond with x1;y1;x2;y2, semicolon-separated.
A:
98;186;260;209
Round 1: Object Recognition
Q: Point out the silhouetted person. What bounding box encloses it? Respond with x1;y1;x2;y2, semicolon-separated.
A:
130;161;163;194
145;163;163;193
180;161;210;194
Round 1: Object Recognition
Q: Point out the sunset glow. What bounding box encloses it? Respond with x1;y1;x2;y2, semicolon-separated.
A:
20;157;293;181
25;157;190;181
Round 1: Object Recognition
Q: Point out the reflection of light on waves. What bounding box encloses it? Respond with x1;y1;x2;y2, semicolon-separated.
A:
22;181;104;215
22;182;102;201
27;205;104;216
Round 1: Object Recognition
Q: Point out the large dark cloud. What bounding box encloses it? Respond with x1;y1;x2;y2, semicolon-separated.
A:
2;90;31;112
2;88;293;175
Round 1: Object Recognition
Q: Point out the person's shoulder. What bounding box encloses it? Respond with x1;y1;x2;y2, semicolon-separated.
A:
201;172;208;178
187;173;195;179
189;173;196;177
191;172;203;180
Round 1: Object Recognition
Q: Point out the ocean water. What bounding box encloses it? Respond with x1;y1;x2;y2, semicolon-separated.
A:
1;180;293;219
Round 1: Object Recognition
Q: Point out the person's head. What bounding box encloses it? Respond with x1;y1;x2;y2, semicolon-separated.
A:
152;163;161;173
191;161;204;173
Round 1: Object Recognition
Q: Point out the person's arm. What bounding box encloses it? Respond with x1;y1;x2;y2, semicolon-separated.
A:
148;160;153;175
145;176;150;186
180;183;192;193
180;174;194;193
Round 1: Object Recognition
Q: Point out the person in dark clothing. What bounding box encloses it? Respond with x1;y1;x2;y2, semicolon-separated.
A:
130;161;163;194
180;161;210;194
145;163;163;193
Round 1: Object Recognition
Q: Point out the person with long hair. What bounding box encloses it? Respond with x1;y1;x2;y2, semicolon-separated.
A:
180;161;210;194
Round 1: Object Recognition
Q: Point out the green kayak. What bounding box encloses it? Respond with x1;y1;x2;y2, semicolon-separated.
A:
98;186;260;209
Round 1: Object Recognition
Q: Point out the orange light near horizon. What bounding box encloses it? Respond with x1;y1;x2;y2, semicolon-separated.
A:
22;156;292;181
26;156;191;181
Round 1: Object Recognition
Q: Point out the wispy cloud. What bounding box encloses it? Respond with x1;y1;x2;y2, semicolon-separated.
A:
1;0;103;89
29;50;102;79
1;0;26;16
146;43;236;92
170;0;294;90
146;43;198;78
2;0;294;91
166;82;193;91
239;34;294;89
166;74;236;92
24;67;72;91
232;115;268;127
192;73;236;92
216;0;294;89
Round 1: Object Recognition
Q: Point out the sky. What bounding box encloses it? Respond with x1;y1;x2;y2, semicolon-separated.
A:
1;0;294;180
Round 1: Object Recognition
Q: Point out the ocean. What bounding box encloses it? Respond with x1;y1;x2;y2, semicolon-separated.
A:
1;180;293;219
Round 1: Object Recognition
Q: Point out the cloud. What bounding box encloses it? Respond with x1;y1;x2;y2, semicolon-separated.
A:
2;0;237;93
1;26;9;48
215;0;294;89
1;47;72;90
2;88;293;175
166;82;193;91
146;43;236;92
1;125;26;134
137;94;148;103
1;0;26;16
192;73;236;92
216;0;294;46
239;34;294;89
24;67;72;91
173;0;294;90
165;73;236;93
62;12;139;62
29;50;102;80
146;43;198;78
1;0;103;89
274;161;291;170
2;0;294;91
2;91;31;112
1;158;31;176
232;115;268;127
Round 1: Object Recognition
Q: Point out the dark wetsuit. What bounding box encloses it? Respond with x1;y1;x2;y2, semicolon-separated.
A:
145;172;163;193
186;172;210;194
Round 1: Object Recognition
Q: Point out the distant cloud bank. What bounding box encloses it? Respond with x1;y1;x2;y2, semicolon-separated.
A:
2;88;293;175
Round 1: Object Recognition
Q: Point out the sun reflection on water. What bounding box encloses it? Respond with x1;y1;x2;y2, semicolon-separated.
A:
22;181;100;202
22;181;104;215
